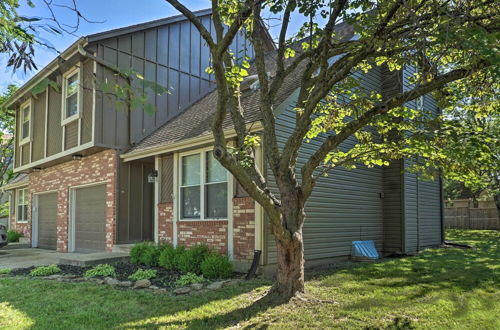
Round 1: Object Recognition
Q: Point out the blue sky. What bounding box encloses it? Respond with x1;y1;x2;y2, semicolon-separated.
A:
0;0;311;94
0;0;210;93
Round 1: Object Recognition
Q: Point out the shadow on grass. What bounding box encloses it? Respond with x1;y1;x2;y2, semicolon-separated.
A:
0;230;498;329
0;276;278;329
308;230;499;317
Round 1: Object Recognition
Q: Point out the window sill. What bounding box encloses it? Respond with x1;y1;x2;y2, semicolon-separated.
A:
61;114;80;126
178;218;228;222
16;221;28;224
19;138;31;146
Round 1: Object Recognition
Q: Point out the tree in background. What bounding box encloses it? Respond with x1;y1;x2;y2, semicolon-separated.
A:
0;85;18;217
164;0;499;300
0;0;101;73
439;75;499;209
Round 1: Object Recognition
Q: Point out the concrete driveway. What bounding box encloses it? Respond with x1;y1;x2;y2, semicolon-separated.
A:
0;248;129;269
0;248;63;269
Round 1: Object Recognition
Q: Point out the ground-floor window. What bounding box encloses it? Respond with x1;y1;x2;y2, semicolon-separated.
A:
16;188;28;223
180;151;228;220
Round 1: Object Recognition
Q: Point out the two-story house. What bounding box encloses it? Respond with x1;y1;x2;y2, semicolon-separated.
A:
1;10;442;272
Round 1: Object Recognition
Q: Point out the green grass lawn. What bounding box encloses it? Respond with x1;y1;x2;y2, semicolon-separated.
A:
0;230;498;329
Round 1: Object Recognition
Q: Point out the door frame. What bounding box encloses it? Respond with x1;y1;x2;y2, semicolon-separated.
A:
68;181;107;252
32;190;58;249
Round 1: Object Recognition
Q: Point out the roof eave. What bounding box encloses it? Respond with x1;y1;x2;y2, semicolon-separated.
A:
2;37;88;109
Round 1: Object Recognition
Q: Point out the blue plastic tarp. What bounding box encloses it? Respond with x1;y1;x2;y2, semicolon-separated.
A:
351;240;380;259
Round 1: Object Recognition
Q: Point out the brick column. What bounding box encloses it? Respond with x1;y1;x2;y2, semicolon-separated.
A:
158;202;174;244
233;196;255;262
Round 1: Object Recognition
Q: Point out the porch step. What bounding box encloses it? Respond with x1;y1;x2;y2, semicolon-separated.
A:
58;252;129;267
112;244;135;254
3;243;31;250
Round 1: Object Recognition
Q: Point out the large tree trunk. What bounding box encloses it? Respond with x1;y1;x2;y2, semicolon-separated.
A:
270;232;305;300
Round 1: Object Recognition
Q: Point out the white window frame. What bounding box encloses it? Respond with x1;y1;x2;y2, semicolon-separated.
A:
61;64;82;126
16;188;29;223
19;99;32;146
178;147;231;221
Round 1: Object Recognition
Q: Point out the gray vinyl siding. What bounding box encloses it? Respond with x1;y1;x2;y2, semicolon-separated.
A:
91;13;252;148
64;120;79;150
265;66;384;264
402;65;442;252
383;160;403;252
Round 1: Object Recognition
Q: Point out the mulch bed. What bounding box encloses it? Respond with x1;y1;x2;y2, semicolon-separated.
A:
9;262;183;289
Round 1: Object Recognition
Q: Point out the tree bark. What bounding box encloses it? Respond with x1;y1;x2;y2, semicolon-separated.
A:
269;223;305;301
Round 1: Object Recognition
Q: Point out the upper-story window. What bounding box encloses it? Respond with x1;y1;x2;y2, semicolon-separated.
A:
180;151;228;220
16;188;28;223
19;99;32;145
62;65;81;125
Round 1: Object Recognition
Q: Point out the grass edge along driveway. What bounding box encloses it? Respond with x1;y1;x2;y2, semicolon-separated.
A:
0;229;498;329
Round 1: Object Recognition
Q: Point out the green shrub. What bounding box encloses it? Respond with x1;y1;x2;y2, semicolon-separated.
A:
201;253;233;279
177;244;210;274
84;264;116;278
128;269;157;281
0;268;12;275
158;245;186;270
7;230;23;243
175;272;204;287
130;242;160;266
30;265;61;277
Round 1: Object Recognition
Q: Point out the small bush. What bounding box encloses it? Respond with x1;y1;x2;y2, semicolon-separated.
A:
30;265;61;277
201;253;233;279
84;264;116;278
158;245;185;270
130;242;160;266
7;230;23;243
0;268;12;275
177;244;210;274
128;269;157;281
175;272;204;287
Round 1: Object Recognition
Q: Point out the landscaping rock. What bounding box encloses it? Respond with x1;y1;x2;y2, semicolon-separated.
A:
46;274;62;280
88;278;104;284
133;279;151;289
206;281;225;290
173;287;192;295
116;281;133;287
149;285;160;290
104;277;121;286
224;279;241;287
191;283;204;290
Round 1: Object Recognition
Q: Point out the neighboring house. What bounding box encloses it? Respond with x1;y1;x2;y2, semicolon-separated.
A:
0;10;442;272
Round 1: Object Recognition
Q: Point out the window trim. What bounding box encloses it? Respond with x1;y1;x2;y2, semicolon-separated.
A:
61;64;82;126
19;99;32;146
16;188;29;223
178;147;230;221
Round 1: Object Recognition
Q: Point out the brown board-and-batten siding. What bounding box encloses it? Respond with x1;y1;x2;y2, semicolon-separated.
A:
265;66;385;265
91;12;253;149
32;90;46;162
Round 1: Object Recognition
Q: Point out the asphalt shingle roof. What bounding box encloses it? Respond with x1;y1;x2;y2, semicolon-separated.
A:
125;23;354;156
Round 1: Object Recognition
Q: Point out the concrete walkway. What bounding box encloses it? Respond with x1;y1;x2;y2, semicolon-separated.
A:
0;248;129;269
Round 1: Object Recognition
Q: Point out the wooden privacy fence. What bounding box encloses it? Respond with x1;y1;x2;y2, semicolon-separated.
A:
444;207;500;230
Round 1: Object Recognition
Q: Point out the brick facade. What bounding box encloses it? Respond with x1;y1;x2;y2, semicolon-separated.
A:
16;149;118;252
233;197;256;261
158;202;174;244
157;196;256;262
9;213;31;239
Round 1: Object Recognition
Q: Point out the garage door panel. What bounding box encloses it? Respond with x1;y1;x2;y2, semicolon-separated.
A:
38;193;57;250
75;184;106;252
